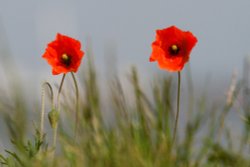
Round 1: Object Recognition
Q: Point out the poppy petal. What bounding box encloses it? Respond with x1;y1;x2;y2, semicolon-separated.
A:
42;34;84;75
149;26;197;72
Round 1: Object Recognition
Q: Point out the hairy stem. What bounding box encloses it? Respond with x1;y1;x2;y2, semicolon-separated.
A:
173;71;181;144
71;72;79;140
40;82;54;141
53;74;66;148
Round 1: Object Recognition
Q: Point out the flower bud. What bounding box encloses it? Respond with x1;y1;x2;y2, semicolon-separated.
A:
48;109;59;129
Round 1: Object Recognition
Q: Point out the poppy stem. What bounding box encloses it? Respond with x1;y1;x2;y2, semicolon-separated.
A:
71;72;79;141
40;82;54;142
53;74;66;149
173;71;181;144
56;74;66;111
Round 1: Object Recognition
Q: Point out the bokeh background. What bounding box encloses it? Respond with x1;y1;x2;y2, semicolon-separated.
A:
0;0;250;155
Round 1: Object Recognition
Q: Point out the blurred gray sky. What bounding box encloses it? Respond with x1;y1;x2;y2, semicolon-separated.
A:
0;0;250;85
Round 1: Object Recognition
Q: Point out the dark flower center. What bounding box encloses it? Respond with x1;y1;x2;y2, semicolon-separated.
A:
169;44;180;55
61;53;71;66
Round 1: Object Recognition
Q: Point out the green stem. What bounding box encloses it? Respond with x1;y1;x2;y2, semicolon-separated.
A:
173;71;181;144
186;64;194;120
56;74;66;111
40;85;46;142
53;74;66;148
40;82;54;141
71;72;79;140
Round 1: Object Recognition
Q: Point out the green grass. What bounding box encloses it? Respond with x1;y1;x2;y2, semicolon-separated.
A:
0;54;249;167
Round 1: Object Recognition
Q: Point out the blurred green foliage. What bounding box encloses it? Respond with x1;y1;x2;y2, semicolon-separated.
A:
0;53;249;167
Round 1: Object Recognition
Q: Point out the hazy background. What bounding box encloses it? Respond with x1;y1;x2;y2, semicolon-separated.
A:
0;0;250;151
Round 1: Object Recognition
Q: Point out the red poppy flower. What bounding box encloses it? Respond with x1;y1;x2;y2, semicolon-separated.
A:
42;33;84;75
149;26;197;72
